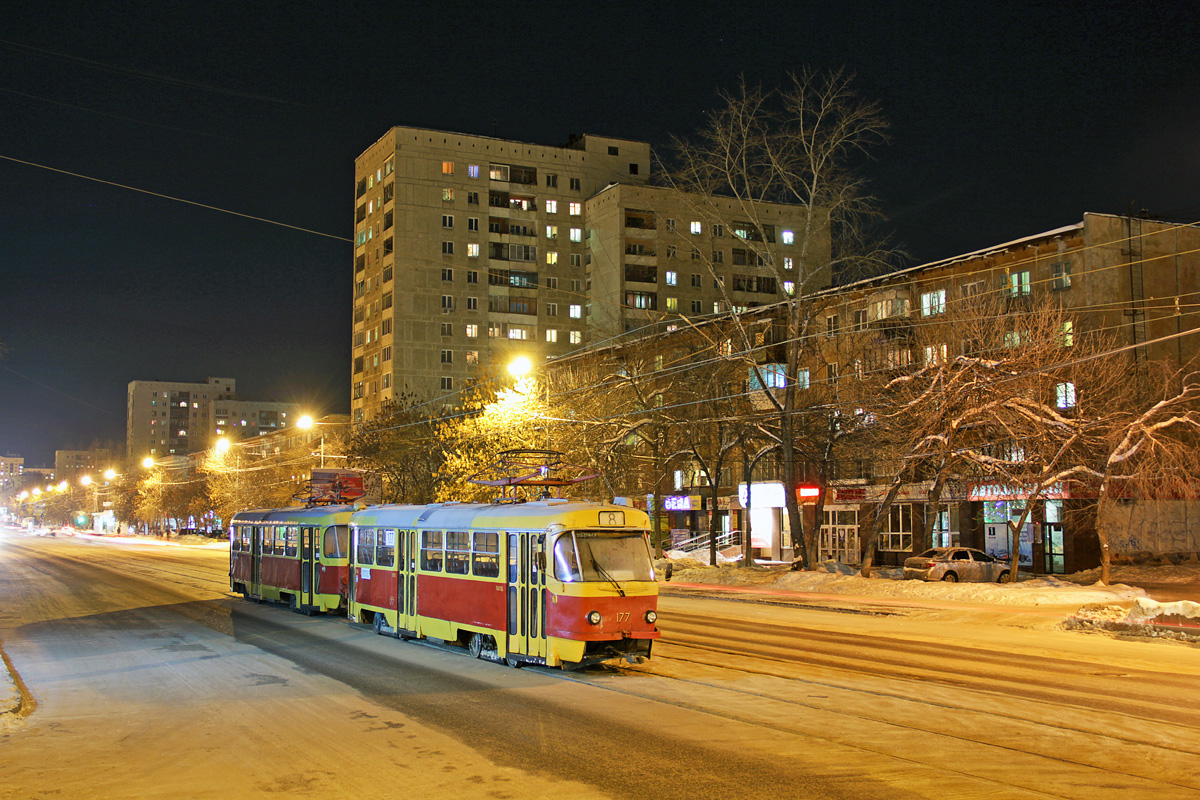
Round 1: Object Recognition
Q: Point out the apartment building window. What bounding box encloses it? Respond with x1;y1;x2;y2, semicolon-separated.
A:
442;268;453;282
489;164;509;180
545;277;558;289
924;343;947;366
667;245;677;258
568;304;583;319
569;227;582;242
466;270;478;284
920;289;946;316
782;230;795;245
443;189;454;202
569;202;581;216
1009;270;1031;296
465;324;478;338
545;200;557;214
690;221;702;235
571;279;583;293
441;350;453;364
1051;262;1072;290
666;219;676;232
878;506;913;551
853;309;868;331
442;241;454;255
570;254;582;267
666;297;678;311
629;163;639;175
546;173;558;188
625;291;657;310
441;377;453;391
441;322;452;336
826;315;839;338
546;225;558;239
382;291;393;310
689;273;701;288
570;331;582;344
441;295;454;311
382;346;392;362
546;303;558;316
1061;321;1074;347
468;164;479;178
691;248;701;260
467;243;480;257
382;318;392;336
690;300;703;314
546;329;558;343
783;257;794;270
442;161;454;175
468;217;479;231
508;326;530;340
712;250;724;264
666;271;677;286
467;192;479;205
784;281;795;295
732;248;748;266
570;177;581;190
465;350;478;364
1056;381;1077;409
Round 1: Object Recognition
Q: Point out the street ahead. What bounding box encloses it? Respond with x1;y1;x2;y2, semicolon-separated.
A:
2;530;1200;800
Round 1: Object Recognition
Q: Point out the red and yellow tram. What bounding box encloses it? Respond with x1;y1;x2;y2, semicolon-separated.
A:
229;505;353;614
229;498;660;669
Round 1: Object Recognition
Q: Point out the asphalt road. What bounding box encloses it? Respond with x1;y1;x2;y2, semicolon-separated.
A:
3;531;1200;800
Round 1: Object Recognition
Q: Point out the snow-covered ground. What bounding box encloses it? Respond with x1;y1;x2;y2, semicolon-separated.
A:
660;553;1149;607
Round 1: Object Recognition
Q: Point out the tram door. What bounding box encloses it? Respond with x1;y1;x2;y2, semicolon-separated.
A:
507;532;546;661
396;530;417;633
299;526;316;608
250;525;263;597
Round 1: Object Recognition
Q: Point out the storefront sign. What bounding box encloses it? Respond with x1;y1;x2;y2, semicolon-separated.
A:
738;482;820;508
663;495;692;511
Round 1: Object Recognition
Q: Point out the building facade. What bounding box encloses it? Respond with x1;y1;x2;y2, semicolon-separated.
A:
54;449;114;485
126;377;302;460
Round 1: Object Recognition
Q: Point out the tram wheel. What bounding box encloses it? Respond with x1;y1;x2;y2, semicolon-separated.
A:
373;614;386;636
468;633;484;659
505;655;522;669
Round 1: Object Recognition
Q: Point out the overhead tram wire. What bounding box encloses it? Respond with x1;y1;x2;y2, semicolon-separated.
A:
0;154;352;243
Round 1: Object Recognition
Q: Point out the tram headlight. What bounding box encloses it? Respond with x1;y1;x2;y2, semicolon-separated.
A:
586;610;602;625
644;610;657;624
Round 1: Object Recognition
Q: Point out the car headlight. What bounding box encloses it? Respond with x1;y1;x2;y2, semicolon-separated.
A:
586;610;601;625
644;610;657;624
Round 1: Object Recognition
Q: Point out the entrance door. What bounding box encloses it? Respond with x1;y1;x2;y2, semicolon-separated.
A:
507;532;547;663
300;526;315;608
397;530;417;634
251;525;263;597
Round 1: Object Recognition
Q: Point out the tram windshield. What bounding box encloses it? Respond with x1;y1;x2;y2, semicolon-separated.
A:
553;531;654;583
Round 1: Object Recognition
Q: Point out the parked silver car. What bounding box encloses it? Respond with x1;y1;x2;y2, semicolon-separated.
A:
903;547;1010;583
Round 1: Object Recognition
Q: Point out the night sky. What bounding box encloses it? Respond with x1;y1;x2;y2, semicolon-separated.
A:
3;0;1199;467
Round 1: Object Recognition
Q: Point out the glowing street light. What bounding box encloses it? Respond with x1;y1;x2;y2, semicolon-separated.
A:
214;437;231;454
508;356;533;377
80;475;93;487
296;415;314;430
142;457;155;469
103;469;116;481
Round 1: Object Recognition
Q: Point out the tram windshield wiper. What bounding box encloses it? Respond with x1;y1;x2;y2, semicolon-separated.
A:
590;555;626;597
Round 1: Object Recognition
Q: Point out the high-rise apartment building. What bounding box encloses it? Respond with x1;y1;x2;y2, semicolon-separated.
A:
352;127;817;421
0;455;23;495
126;377;302;460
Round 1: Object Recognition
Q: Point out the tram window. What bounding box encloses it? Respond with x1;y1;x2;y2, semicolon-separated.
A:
420;530;443;571
446;530;470;575
230;527;240;552
472;531;499;577
508;534;518;582
553;536;582;582
274;526;286;556
530;535;540;583
285;526;299;558
357;528;376;566
376;528;396;567
323;525;348;558
268;526;282;556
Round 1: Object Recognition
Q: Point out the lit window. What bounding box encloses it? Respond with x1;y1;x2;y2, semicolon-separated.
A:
443;188;454;202
690;221;702;234
569;304;582;319
546;225;558;239
666;297;678;311
1061;321;1074;347
465;324;478;338
1051;262;1072;290
569;227;582;242
920;289;946;316
570;330;582;344
546;252;558;265
569;202;581;216
467;243;480;257
468;164;479;178
442;161;454;175
1056;381;1077;409
546;329;558;343
783;257;794;270
783;281;795;295
666;271;677;286
1009;270;1031;296
545;200;557;214
782;230;794;245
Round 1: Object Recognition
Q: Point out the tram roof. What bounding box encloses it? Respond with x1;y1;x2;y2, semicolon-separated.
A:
230;505;357;523
351;499;650;531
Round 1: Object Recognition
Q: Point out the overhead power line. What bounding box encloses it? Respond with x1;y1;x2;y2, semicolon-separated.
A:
0;154;351;242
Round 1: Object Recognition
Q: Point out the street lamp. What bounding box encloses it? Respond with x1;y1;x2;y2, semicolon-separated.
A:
142;457;155;469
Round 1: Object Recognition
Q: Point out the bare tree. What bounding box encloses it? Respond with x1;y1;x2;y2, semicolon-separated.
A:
667;69;892;568
349;391;444;503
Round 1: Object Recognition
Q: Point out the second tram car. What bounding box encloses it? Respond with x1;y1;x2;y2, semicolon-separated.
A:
229;505;353;614
230;498;660;669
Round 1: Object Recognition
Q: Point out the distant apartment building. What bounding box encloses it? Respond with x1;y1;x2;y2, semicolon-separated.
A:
0;455;23;495
54;449;114;485
126;377;303;460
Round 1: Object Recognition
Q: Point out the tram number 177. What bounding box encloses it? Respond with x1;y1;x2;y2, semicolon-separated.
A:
616;612;631;623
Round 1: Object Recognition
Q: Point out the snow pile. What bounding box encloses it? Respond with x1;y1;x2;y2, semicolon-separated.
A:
664;548;742;566
1126;597;1200;622
1061;563;1200;585
662;558;1147;606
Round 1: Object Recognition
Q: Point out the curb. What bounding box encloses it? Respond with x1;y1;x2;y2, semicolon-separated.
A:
0;640;36;719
